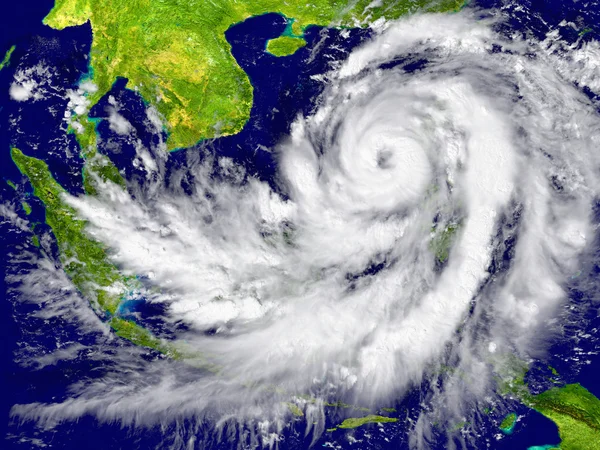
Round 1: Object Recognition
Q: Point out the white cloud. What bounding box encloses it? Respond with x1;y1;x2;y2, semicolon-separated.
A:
108;109;132;135
9;81;36;101
9;64;55;102
10;10;600;448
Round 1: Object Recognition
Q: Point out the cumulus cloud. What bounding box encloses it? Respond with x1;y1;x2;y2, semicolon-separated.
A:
105;94;133;135
9;64;56;102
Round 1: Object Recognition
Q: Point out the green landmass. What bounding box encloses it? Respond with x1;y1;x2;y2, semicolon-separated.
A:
430;222;460;263
337;414;398;429
579;27;592;36
285;402;304;417
381;407;397;413
528;384;600;450
82;151;127;195
43;0;464;150
497;356;600;450
21;200;32;215
450;420;469;431
11;148;123;314
18;0;463;364
8;0;465;399
0;45;15;71
280;17;303;38
110;316;179;357
499;412;517;434
325;400;369;412
10;148;176;356
266;36;306;56
290;20;303;36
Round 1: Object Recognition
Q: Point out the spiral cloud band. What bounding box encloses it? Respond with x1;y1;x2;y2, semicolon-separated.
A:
11;9;600;448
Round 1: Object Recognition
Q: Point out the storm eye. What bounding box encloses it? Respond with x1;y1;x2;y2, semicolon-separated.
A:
376;149;394;169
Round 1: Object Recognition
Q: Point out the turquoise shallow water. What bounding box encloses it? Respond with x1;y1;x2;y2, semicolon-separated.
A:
500;413;517;435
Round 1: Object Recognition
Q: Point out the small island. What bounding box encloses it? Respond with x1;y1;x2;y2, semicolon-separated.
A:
266;36;306;56
331;414;398;431
499;412;517;434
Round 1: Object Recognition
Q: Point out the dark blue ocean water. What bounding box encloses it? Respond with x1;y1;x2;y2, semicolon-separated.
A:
1;0;599;448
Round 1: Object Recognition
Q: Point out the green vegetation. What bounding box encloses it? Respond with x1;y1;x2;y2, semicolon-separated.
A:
325;400;370;412
10;0;463;376
381;407;397;413
493;353;530;398
10;148;175;356
496;355;600;450
21;200;32;215
75;116;100;157
285;402;304;417
528;384;600;450
450;420;469;431
68;116;126;196
44;0;464;150
12;148;123;314
266;36;306;56
499;412;517;434
430;222;460;263
290;20;303;36
7;175;34;215
337;414;398;429
82;152;126;195
110;317;179;357
0;45;15;71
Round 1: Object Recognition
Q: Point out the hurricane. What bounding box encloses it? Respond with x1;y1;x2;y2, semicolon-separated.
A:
6;6;600;450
